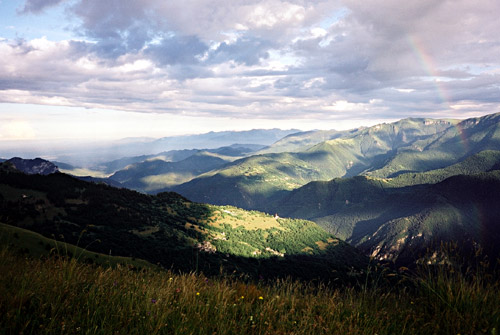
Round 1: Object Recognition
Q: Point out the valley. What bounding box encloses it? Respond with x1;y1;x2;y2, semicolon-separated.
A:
3;112;499;268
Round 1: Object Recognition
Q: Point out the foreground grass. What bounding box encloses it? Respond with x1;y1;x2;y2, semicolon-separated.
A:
1;248;499;335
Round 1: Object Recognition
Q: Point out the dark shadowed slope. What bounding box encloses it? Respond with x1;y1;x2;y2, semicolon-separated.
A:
269;155;500;265
0;164;367;281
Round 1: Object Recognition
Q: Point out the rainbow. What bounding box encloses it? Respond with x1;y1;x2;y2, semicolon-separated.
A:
407;35;452;107
407;35;472;153
408;36;492;252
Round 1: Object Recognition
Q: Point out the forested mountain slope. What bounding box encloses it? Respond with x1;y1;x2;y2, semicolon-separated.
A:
172;117;458;209
256;128;360;154
269;155;500;265
0;164;367;281
366;113;500;178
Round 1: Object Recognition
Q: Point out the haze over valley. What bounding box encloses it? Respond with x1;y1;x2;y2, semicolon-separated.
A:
3;112;500;266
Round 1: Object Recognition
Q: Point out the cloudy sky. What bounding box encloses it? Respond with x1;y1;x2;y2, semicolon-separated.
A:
1;0;499;141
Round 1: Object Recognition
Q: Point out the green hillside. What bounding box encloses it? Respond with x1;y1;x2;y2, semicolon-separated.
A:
273;150;500;219
270;163;500;265
173;117;456;209
256;128;359;154
366;113;500;178
0;166;367;281
105;145;267;193
0;222;154;269
382;150;500;187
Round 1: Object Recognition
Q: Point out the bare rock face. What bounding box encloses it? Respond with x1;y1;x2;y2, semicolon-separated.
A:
5;157;59;175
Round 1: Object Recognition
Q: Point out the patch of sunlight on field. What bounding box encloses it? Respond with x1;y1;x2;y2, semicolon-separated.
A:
208;206;284;230
60;168;110;178
315;238;340;250
141;173;195;191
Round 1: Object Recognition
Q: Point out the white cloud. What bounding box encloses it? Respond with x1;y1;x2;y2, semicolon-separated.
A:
0;0;499;141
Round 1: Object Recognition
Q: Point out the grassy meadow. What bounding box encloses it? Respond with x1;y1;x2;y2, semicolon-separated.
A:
1;246;499;335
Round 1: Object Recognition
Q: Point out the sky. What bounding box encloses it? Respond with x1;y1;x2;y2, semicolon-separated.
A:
1;0;499;141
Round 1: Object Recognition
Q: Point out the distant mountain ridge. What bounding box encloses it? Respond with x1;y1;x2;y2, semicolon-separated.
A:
0;129;299;168
97;144;265;175
365;113;500;178
256;128;362;154
96;144;266;193
110;152;231;192
172;117;460;209
151;129;299;149
93;128;299;165
4;157;59;175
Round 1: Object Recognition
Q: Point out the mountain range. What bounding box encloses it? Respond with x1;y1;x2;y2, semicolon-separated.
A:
167;112;500;264
106;145;263;193
270;158;500;264
2;112;500;269
0;129;298;168
170;114;499;208
170;117;457;208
